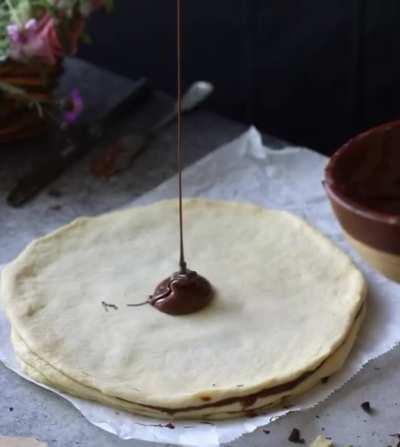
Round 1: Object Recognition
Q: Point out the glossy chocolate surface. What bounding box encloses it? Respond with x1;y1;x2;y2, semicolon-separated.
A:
149;270;213;315
325;120;400;254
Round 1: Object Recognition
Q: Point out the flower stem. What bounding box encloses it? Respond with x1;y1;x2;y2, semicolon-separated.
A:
5;0;21;26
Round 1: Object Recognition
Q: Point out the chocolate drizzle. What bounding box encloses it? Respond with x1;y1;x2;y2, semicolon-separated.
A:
176;0;186;275
147;0;214;315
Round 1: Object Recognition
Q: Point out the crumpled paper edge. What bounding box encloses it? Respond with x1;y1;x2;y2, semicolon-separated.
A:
1;127;400;447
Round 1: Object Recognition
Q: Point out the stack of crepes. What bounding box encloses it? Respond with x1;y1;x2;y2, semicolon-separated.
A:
1;199;366;420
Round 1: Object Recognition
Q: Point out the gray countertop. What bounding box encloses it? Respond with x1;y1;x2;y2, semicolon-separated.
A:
1;59;399;447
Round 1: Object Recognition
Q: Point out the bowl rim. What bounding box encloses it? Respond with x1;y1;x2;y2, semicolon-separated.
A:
324;118;400;226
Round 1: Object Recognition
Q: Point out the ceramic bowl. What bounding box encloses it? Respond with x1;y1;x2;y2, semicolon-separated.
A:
324;120;400;281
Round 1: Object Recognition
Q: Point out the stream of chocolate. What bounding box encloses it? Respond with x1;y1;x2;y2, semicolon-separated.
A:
131;0;213;315
176;0;186;274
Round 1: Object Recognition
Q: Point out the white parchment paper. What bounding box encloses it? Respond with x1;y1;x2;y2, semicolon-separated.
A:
1;127;400;446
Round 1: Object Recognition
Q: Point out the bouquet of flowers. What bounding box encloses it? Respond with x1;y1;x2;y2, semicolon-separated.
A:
0;0;112;141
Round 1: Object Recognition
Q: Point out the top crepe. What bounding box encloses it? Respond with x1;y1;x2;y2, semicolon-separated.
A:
1;199;365;417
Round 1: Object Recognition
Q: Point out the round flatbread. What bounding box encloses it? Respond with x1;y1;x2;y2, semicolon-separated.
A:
1;199;366;418
12;302;365;419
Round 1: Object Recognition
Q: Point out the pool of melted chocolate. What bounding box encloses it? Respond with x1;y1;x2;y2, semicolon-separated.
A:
326;123;400;215
149;270;213;315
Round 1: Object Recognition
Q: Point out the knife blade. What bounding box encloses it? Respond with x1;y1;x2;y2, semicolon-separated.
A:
91;81;214;178
7;78;151;207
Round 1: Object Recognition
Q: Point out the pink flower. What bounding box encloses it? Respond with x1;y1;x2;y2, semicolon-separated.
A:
7;19;38;44
7;14;63;65
63;89;84;126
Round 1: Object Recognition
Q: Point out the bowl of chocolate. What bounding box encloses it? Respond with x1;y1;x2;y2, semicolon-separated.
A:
324;120;400;282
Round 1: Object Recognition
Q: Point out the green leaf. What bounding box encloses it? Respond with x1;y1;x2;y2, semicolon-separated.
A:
15;0;33;23
0;80;29;98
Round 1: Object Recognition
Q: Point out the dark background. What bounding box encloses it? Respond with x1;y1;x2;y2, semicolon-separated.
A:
78;0;400;155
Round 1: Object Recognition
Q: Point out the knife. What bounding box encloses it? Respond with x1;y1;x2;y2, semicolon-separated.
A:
7;78;151;207
91;81;214;178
